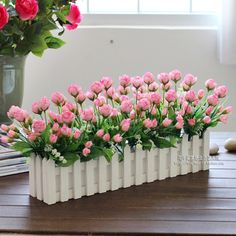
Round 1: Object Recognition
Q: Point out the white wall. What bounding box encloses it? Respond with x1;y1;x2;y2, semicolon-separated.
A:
23;28;236;131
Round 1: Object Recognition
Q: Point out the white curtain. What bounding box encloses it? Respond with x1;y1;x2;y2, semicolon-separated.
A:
218;0;236;64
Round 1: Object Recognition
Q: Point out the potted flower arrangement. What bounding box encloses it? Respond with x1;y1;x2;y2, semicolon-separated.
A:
0;71;232;204
0;0;81;124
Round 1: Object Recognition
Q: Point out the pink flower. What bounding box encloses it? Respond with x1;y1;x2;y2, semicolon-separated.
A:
32;102;41;114
68;84;81;97
66;3;81;30
130;110;136;120
175;122;183;129
74;129;81;139
165;89;177;103
186;106;193;114
32;120;46;133
62;111;75;124
150;93;161;105
198;89;205;100
94;96;106;107
63;102;76;113
132;76;143;89
15;0;38;21
83;148;91;157
185;90;197;102
96;129;104;138
169;69;182;82
162;118;172;127
90;81;104;94
207;94;219;106
151;108;157;115
49;134;58;144
220;115;228;124
161;82;172;91
100;77;113;89
107;87;115;98
51;92;66;106
113;134;123;143
57;114;64;124
39;96;50;111
48;111;57;121
7;106;28;122
99;104;112;117
85;141;93;148
76;92;86;104
119;75;131;87
183;74;197;86
206;106;213;116
181;82;190;91
61;125;72;137
162;107;168;116
144;118;153;129
103;133;111;142
8;130;18;139
86;91;96;101
205;79;217;90
188;118;196;126
148;82;159;91
137;98;150;111
0;136;11;144
158;73;170;84
111;108;119;118
28;133;37;142
120;100;133;113
203;116;211;124
52;123;60;132
121;119;131;132
1;124;9;132
214;85;228;98
0;4;9;29
81;108;94;121
176;114;184;123
224;106;233;114
143;72;154;85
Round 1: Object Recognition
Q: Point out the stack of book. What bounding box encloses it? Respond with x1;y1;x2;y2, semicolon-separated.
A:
0;131;28;177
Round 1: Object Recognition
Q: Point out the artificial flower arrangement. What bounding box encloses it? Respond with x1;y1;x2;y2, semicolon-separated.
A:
0;70;232;167
0;0;81;56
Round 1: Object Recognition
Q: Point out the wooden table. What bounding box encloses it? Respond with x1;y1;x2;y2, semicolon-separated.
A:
0;132;236;235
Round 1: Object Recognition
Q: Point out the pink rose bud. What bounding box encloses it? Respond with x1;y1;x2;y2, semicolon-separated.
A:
175;122;184;129
107;87;115;98
144;118;153;129
48;111;57;121
96;129;104;138
224;106;233;114
32;120;46;133
99;104;112;117
90;81;104;94
39;96;50;111
51;92;66;106
15;0;38;21
81;108;94;121
205;79;217;90
82;148;91;157
165;89;177;103
186;105;193;114
66;3;81;30
143;72;154;85
148;82;159;91
132;76;144;89
198;89;205;100
181;82;190;91
169;69;182;82
7;130;18;139
151;108;157;115
183;74;197;86
0;4;9;29
113;134;123;143
121;119;131;132
130;110;136;120
49;134;58;144
52;123;60;132
188;118;196;126
150;93;161;105
120;100;133;113
137;98;150;111
185;90;197;103
206;106;213;115
85;141;93;148
214;85;228;98
162;118;173;127
62;111;75;124
119;75;131;87
28;133;37;142
32;102;41;114
203;116;211;124
100;77;113;89
75;92;86;104
152;119;158;128
220;115;228;124
7;106;28;122
74;129;81;139
1;124;9;132
111;108;119;118
158;73;170;84
207;94;219;106
162;108;168;116
161;81;172;91
68;84;81;97
103;133;111;142
86;91;96;101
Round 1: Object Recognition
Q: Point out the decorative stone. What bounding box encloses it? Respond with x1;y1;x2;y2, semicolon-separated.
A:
224;138;236;152
209;143;219;155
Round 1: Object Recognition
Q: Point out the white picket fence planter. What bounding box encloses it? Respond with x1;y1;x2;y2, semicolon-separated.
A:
29;132;209;205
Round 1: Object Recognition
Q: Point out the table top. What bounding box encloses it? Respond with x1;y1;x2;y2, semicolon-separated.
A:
0;132;236;235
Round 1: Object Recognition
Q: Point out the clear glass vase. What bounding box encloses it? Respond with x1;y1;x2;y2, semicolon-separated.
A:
0;56;26;124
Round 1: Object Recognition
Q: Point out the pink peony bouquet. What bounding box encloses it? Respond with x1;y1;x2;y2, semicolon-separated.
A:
0;71;232;166
0;0;81;56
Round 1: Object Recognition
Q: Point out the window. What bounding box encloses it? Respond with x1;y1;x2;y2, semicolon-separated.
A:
78;0;219;14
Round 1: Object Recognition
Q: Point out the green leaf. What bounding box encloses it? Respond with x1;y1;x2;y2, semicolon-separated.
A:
45;36;65;49
103;148;114;162
60;152;79;167
152;137;176;149
12;142;32;153
31;36;48;57
141;139;152;151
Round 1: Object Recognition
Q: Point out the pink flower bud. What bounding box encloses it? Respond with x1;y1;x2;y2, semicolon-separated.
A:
39;96;50;111
148;82;159;91
103;133;111;142
100;77;113;89
81;108;94;121
188;118;196;126
220;115;228;124
68;84;81;97
207;94;219;106
32;102;41;114
90;81;104;94
113;134;123;143
158;73;170;84
1;124;9;132
203;116;211;124
185;90;196;102
121;119;131;132
121;99;133;113
169;69;182;82
62;111;75;124
49;134;58;144
85;141;93;148
32;120;46;133
74;129;81;139
198;89;205;100
96;129;104;138
214;85;228;98
205;79;217;90
183;74;197;86
76;92;86;104
165;89;177;103
162;118;172;127
143;72;154;85
119;75;131;87
83;148;91;157
51;92;66;106
99;104;112;117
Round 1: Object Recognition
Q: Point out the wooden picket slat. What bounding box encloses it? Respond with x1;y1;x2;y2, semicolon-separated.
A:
60;167;69;202
111;154;119;191
73;161;81;199
35;156;42;201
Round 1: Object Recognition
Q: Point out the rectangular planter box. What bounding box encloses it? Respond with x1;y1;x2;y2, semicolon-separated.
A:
29;132;209;205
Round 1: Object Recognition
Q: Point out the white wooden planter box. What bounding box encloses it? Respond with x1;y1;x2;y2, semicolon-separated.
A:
29;132;209;205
